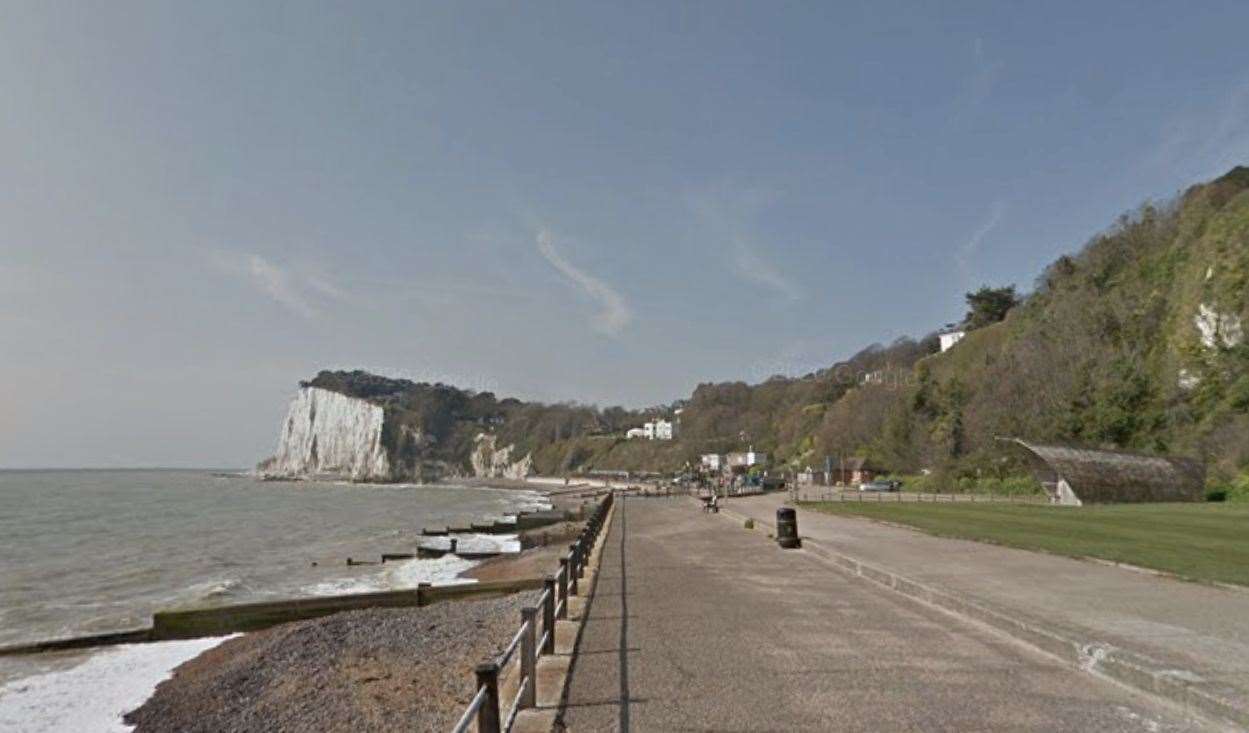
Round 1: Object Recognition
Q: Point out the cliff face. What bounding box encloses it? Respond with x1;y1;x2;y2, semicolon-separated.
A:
257;379;540;482
470;434;533;480
259;387;392;481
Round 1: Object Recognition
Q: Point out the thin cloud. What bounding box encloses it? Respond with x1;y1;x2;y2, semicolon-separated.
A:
209;251;350;319
948;37;1003;125
245;255;316;318
731;237;799;301
304;273;350;303
689;185;801;303
536;229;632;336
957;201;1006;283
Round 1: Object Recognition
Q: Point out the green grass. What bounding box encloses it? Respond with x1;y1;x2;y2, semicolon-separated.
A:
801;501;1249;587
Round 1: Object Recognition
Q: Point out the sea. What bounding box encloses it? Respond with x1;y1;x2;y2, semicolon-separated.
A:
0;469;551;731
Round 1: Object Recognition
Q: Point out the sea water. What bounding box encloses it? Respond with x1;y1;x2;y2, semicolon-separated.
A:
0;469;550;730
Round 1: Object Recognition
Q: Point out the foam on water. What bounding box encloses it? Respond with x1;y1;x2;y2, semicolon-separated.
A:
179;578;244;601
386;555;478;588
300;555;478;596
420;533;521;554
0;636;234;733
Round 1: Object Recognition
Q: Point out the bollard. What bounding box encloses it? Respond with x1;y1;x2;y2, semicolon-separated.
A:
417;582;431;607
542;576;556;654
450;537;458;555
475;663;501;733
520;607;537;709
776;507;801;549
557;559;569;618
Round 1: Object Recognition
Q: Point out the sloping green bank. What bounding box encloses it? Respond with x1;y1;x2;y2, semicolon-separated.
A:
803;501;1249;587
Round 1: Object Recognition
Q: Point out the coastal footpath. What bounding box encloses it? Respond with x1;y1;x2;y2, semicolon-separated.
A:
560;495;1233;731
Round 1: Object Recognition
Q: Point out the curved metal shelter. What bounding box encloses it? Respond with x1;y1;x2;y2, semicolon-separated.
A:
999;438;1205;506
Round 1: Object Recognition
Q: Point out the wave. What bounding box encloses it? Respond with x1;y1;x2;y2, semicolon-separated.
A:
151;578;247;611
418;533;520;554
0;636;234;732
185;578;243;600
300;555;478;597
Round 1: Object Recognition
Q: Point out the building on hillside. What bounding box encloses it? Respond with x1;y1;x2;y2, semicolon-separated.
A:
626;418;676;441
938;329;966;352
833;457;877;486
797;467;826;485
700;453;724;471
726;449;768;473
998;437;1205;506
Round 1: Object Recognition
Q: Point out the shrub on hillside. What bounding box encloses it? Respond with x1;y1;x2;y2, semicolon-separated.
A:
1211;473;1249;503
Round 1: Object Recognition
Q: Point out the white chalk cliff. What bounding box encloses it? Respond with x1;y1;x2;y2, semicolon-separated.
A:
260;387;392;481
471;434;533;480
1195;303;1244;349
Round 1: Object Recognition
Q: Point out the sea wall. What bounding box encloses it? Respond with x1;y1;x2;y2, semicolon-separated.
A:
259;387;392;481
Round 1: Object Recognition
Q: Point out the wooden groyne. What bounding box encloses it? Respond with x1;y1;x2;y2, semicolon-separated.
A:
421;508;571;537
151;578;545;639
0;628;155;656
0;578;545;657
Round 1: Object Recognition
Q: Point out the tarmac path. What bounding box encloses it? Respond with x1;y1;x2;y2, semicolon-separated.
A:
559;496;1220;732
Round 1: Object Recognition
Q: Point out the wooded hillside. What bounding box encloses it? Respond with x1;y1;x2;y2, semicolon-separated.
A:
306;168;1249;496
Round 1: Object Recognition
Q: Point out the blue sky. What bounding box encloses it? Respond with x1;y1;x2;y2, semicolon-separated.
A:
3;2;1248;467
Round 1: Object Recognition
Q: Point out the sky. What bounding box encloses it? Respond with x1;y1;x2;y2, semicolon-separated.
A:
3;2;1249;468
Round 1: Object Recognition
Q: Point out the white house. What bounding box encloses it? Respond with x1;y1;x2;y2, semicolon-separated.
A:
701;453;724;471
627;418;676;441
939;329;966;352
726;450;767;469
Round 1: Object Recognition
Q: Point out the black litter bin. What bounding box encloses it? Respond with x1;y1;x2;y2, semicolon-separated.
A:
776;507;800;549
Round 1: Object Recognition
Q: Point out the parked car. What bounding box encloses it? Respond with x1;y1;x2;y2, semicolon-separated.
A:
859;479;901;492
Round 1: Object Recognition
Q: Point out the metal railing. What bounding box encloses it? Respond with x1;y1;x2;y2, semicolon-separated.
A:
451;490;614;733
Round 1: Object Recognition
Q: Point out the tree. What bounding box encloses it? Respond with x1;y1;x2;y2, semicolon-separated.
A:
964;285;1020;330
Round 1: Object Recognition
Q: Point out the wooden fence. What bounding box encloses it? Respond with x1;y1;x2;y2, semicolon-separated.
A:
791;488;1050;505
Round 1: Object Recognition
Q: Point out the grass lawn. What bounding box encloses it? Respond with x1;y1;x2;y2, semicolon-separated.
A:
800;500;1249;587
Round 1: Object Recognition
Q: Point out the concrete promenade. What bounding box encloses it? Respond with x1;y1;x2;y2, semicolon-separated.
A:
559;496;1218;731
723;492;1249;727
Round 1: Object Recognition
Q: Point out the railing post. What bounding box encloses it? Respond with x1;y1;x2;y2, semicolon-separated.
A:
568;545;580;595
520;607;537;708
557;559;569;618
542;576;556;654
475;662;501;733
